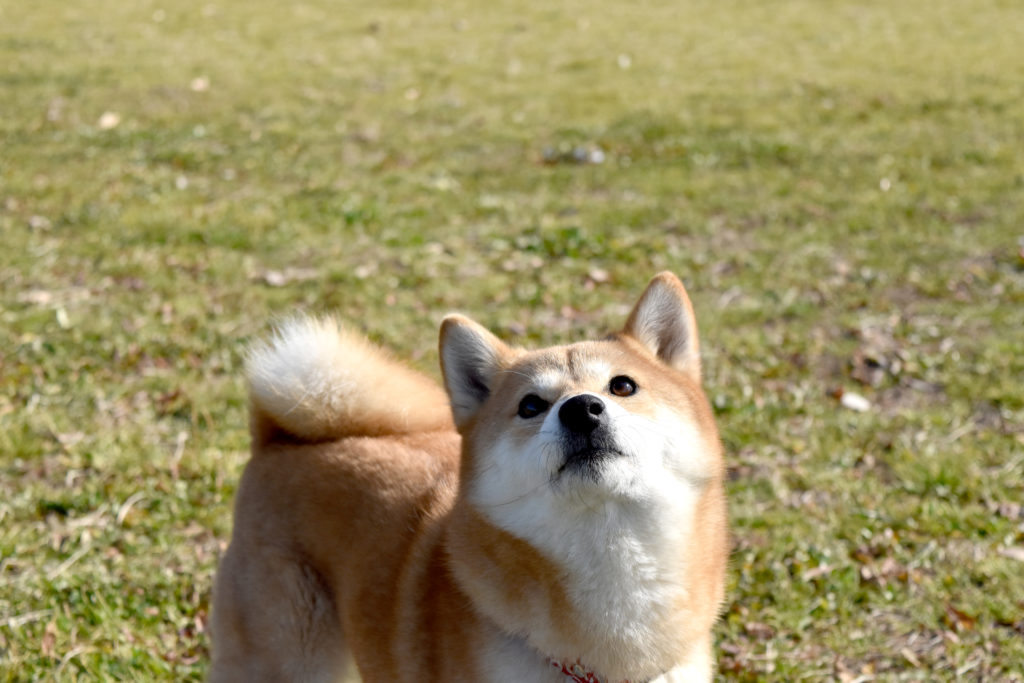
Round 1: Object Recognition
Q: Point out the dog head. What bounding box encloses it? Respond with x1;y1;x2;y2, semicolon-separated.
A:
440;272;722;523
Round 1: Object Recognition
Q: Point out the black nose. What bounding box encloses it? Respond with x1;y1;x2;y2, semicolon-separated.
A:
558;394;607;435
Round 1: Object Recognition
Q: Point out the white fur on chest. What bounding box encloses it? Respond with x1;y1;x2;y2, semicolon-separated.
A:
504;481;696;644
469;394;707;677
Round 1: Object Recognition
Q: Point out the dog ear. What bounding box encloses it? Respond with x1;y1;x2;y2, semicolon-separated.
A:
439;315;510;428
622;272;701;381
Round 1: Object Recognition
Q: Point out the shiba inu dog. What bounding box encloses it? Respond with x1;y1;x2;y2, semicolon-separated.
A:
210;272;728;682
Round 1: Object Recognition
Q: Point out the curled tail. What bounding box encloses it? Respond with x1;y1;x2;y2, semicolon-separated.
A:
246;317;454;445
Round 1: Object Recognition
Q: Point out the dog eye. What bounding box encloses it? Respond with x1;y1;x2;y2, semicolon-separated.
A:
609;375;638;397
517;394;550;419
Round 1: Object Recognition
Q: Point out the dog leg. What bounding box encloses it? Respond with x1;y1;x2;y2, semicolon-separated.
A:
210;544;347;683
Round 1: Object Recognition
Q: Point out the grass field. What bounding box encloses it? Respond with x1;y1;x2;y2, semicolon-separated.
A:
2;0;1023;679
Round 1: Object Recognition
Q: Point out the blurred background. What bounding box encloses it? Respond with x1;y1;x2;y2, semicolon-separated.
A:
2;0;1022;679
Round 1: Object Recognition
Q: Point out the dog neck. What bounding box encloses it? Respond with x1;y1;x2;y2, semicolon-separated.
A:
445;500;697;682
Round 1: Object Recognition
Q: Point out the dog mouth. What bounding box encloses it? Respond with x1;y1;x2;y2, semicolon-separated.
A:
557;445;625;480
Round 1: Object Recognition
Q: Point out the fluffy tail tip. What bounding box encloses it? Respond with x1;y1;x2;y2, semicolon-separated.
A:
246;316;357;443
245;316;452;444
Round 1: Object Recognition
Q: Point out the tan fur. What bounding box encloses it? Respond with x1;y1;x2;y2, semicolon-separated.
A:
210;273;729;682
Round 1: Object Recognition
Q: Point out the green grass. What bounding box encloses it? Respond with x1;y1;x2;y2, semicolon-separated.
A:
2;0;1023;679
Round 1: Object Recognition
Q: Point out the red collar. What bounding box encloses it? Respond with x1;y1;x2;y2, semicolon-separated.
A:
549;659;632;683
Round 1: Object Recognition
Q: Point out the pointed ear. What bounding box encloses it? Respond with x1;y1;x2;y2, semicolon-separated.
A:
439;315;510;428
622;272;701;381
